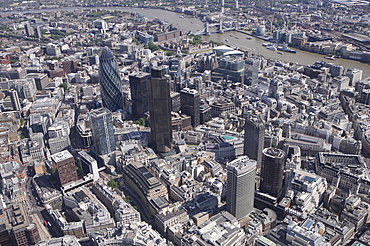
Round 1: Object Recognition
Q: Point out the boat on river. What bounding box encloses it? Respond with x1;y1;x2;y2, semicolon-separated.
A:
266;44;277;51
277;44;297;53
324;56;336;60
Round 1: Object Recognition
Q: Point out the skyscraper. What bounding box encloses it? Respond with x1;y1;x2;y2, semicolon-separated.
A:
24;22;33;37
260;147;286;199
51;150;78;187
180;88;200;127
90;108;116;155
129;72;151;119
99;47;123;112
226;156;256;220
148;66;172;153
244;116;265;167
34;26;41;39
245;58;261;85
9;89;21;111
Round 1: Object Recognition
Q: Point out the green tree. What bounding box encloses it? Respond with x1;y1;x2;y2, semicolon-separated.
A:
145;42;160;52
75;158;83;177
189;35;202;45
108;179;118;189
132;38;140;45
59;82;68;92
210;40;223;46
134;118;146;126
166;51;176;56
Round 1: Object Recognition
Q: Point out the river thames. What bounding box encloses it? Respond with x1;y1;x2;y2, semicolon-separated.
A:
2;6;369;77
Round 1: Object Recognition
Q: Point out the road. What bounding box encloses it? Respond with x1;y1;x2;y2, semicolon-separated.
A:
25;171;63;238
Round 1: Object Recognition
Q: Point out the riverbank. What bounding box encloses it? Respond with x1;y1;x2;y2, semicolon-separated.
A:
235;29;370;67
0;6;369;77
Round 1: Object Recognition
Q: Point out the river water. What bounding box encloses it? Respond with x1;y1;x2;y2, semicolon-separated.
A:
2;6;369;77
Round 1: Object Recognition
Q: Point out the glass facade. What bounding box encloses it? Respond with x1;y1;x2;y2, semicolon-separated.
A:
90;108;116;155
99;47;123;112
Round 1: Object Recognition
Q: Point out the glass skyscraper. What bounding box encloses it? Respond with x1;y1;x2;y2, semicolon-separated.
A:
260;148;286;199
244;115;265;168
99;47;123;112
147;66;172;153
90;108;116;155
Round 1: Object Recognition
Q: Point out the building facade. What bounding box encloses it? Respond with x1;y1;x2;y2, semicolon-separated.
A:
244;116;265;167
260;148;287;199
90;108;116;155
129;72;151;119
180;88;200;127
226;156;257;220
99;47;123;112
51;150;78;187
147;66;172;153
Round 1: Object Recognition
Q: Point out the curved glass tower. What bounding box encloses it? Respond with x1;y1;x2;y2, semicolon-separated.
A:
99;47;123;112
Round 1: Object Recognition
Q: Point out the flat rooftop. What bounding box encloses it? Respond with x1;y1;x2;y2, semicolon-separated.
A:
51;150;73;163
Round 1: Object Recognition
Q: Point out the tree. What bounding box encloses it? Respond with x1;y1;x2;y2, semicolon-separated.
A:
108;179;118;189
146;42;160;52
166;51;176;56
59;82;68;92
134;118;146;126
189;35;202;45
132;38;140;45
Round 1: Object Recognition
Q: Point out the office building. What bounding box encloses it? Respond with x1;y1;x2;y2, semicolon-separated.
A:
25;73;49;90
24;22;33;37
129;72;151;119
0;203;41;246
213;55;245;83
123;161;168;214
63;60;78;75
346;68;362;86
244;116;265;167
12;78;37;100
51;150;78;187
48;136;70;154
226;156;257;220
180;88;200;127
9;89;21;111
99;47;123;112
245;58;260;85
34;26;41;39
260;148;286;199
181;211;246;246
78;151;99;182
90;108;116;155
147;66;172;153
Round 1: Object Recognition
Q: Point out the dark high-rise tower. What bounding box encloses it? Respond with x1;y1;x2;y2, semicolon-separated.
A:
51;150;78;187
226;156;256;220
90;108;116;155
129;72;151;119
99;47;123;112
180;88;200;127
260;147;286;199
148;66;172;153
244;116;265;167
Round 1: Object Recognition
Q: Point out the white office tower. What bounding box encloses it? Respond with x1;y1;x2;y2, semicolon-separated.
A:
346;68;362;86
79;151;99;182
235;0;239;9
226;156;257;220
